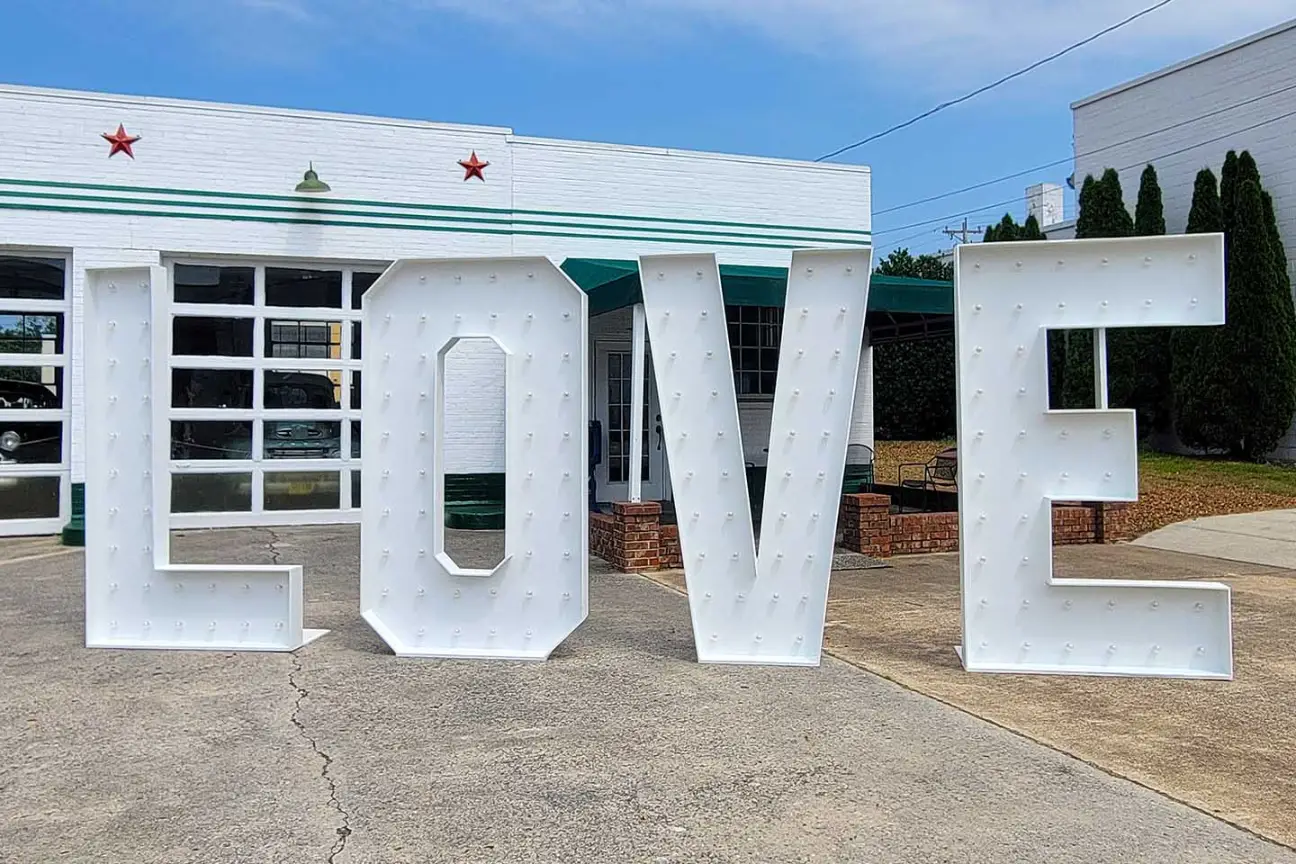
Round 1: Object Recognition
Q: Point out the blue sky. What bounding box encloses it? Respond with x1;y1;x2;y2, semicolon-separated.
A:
1;0;1292;256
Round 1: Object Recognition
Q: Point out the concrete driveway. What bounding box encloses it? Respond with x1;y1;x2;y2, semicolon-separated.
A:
2;526;1293;864
1134;509;1296;568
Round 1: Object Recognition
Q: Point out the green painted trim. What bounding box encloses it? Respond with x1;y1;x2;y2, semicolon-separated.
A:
0;200;851;251
61;481;84;546
0;177;872;239
0;187;869;247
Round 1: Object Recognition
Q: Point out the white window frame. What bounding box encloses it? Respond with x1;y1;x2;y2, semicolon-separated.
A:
164;257;388;529
0;248;72;537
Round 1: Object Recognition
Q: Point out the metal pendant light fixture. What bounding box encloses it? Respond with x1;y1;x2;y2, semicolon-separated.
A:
295;162;331;193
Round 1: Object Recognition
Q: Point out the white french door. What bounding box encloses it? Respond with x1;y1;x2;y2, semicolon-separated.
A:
594;343;669;503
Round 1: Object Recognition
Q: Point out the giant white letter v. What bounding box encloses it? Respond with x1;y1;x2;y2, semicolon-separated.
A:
639;250;872;665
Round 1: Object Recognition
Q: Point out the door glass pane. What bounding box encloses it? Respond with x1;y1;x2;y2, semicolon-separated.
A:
173;316;254;357
173;265;254;305
0;313;63;354
0;421;62;465
172;474;252;512
264;471;341;510
171;421;252;460
0;475;59;518
605;351;651;486
265;268;342;309
0;257;64;301
0;368;62;409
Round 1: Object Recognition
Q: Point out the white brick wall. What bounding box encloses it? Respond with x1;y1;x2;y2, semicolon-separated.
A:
1072;19;1296;458
0;83;872;493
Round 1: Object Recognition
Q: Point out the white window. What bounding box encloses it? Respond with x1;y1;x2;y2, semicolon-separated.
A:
166;260;385;528
0;253;71;535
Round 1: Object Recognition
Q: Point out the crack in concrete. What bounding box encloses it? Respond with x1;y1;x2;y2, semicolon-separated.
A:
289;650;352;862
262;527;285;565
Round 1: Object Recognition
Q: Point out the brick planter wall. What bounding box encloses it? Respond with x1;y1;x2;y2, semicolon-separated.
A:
839;494;1132;558
589;502;670;572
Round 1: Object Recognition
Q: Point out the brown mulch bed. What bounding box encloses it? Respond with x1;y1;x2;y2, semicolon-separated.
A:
873;440;1296;537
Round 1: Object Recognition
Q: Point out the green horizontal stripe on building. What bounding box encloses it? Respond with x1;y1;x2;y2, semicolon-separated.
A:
0;177;872;240
0;199;864;251
0;188;869;247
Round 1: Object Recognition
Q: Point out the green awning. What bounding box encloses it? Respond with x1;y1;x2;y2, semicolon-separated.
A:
560;257;953;320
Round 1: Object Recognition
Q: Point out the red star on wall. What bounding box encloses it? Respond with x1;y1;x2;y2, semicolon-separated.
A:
458;151;489;182
102;124;141;159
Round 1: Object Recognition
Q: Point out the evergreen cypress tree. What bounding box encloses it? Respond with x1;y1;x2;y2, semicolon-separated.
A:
1064;168;1133;408
1110;165;1171;436
1173;169;1224;450
1020;213;1045;241
1178;175;1296;457
1220;150;1240;232
986;213;1020;242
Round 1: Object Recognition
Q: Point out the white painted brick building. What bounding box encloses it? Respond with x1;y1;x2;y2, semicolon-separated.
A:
1072;17;1296;457
0;83;926;536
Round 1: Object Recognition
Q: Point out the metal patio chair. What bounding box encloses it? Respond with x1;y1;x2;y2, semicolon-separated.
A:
897;446;958;512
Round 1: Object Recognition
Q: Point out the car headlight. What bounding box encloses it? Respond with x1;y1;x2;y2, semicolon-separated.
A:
0;430;20;452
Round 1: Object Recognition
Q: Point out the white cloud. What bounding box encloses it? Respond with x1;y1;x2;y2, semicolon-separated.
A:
200;0;1294;88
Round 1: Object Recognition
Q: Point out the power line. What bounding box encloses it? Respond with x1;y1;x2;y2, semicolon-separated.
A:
873;80;1296;217
872;104;1296;239
815;0;1180;162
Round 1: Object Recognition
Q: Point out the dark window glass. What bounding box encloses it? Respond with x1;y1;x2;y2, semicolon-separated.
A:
725;304;781;397
349;371;361;410
172;474;252;513
0;257;65;301
265;319;342;359
350;420;360;459
173;317;254;357
0;421;62;465
0;475;60;518
262;421;342;460
264;371;341;410
265;268;342;309
170;421;253;460
0;313;63;354
171;369;253;409
0;368;62;409
264;471;341;511
351;321;361;360
351;271;383;310
350;470;361;508
173;265;254;305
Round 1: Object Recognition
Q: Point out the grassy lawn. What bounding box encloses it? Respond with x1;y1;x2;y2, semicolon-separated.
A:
873;440;1296;537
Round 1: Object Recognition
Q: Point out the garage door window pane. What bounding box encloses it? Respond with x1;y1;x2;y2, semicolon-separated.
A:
173;265;254;305
172;473;252;513
0;369;62;409
171;421;252;460
264;471;340;510
0;475;59;518
0;257;64;301
263;421;341;460
0;421;62;465
0;313;63;354
173;317;254;357
265;268;342;309
172;369;253;409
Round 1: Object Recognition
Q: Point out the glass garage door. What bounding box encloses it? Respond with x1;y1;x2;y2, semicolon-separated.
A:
0;255;71;536
167;260;384;528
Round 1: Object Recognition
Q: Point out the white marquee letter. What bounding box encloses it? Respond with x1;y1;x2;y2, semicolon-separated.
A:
84;267;318;651
360;257;588;659
955;235;1232;678
640;249;872;665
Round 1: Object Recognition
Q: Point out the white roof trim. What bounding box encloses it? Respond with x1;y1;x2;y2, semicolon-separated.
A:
1071;17;1296;110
